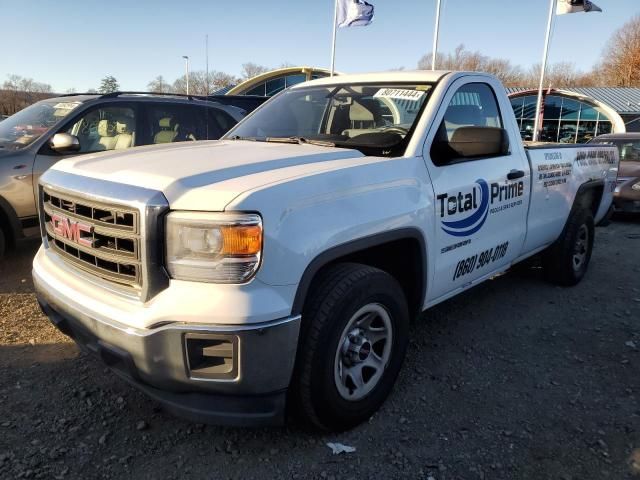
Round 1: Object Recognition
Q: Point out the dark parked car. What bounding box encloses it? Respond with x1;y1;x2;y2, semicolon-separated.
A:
0;92;266;256
589;133;640;213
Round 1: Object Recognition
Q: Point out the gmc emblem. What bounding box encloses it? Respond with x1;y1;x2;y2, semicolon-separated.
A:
50;213;94;247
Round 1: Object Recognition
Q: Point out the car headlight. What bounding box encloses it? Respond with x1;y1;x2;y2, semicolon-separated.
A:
632;181;640;191
166;212;262;283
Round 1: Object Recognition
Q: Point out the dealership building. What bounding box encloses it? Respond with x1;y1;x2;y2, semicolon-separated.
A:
507;87;640;142
221;67;640;144
219;66;331;97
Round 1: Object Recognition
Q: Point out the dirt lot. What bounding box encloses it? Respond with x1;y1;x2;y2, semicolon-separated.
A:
1;219;639;480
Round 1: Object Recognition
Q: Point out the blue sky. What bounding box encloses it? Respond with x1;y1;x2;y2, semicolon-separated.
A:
0;0;636;92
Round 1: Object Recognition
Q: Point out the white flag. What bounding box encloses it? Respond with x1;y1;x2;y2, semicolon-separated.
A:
556;0;602;15
336;0;375;28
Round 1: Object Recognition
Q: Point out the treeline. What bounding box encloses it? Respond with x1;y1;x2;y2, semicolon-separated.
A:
146;62;276;95
418;15;640;88
0;75;54;116
2;15;638;116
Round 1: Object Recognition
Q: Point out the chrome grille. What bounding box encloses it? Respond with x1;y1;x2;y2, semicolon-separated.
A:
42;187;142;291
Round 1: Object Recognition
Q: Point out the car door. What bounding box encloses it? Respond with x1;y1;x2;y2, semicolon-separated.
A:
32;102;138;202
424;78;531;302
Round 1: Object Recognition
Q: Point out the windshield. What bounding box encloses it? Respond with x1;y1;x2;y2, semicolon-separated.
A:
590;139;640;162
225;83;433;156
0;100;82;151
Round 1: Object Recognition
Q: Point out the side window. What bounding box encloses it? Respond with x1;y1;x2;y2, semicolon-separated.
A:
65;106;136;153
442;83;502;138
148;104;208;144
431;83;506;166
208;108;237;139
619;141;640;162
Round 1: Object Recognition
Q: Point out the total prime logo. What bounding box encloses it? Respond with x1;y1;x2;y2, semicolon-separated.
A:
437;179;524;237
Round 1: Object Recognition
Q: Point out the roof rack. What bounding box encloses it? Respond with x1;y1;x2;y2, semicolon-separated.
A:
100;91;209;101
55;92;103;97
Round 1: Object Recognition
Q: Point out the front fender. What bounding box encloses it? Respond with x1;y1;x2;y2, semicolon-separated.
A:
225;156;435;308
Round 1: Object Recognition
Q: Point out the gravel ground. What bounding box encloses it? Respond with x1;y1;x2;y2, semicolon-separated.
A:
1;218;639;480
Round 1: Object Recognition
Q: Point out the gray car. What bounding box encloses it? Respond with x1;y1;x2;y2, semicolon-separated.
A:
0;92;262;257
588;133;640;213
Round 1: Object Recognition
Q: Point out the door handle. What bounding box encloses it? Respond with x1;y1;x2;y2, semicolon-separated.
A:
507;169;525;180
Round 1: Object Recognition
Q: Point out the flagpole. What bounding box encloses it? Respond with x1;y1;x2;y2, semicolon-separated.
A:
330;0;339;76
431;0;442;70
532;0;556;142
205;34;209;96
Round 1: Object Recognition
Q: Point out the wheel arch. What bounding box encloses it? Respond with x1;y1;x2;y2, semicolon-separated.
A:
574;179;604;218
0;195;22;248
291;228;428;319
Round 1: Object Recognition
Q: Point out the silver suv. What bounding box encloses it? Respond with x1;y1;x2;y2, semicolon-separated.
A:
0;92;260;256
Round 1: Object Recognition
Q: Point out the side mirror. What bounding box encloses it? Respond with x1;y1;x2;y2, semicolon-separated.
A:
431;126;510;165
49;133;80;153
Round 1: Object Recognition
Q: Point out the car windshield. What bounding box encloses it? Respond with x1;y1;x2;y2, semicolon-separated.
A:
225;83;433;156
0;99;82;151
590;139;640;162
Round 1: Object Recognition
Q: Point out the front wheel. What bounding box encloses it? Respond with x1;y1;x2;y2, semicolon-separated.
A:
292;263;409;431
543;208;594;286
0;227;6;259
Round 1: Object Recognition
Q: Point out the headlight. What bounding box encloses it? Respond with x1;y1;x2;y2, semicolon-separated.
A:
166;212;262;283
632;181;640;191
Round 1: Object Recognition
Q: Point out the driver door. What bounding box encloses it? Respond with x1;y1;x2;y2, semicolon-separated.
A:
424;79;531;302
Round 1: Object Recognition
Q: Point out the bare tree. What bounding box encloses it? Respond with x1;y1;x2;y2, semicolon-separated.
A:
210;71;239;92
147;75;172;93
522;62;597;88
240;62;270;80
418;44;523;86
597;15;640;87
173;71;239;95
0;74;53;115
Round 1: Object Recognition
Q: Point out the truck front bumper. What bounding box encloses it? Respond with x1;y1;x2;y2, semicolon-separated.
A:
34;276;301;427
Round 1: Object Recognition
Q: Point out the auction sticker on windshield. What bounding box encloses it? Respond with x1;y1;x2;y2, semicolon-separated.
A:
373;88;426;102
53;102;82;111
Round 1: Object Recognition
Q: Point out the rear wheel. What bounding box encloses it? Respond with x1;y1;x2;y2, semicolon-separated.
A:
292;263;409;431
543;208;594;286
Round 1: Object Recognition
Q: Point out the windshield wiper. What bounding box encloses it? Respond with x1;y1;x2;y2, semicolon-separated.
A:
265;136;336;148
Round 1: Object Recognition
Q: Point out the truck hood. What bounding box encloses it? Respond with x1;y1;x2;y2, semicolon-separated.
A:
52;140;365;210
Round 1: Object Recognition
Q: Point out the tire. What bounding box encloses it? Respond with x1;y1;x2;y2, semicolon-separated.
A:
292;263;409;431
0;227;5;259
543;207;594;286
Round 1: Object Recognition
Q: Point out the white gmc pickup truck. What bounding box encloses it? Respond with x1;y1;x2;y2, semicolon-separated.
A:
33;71;618;431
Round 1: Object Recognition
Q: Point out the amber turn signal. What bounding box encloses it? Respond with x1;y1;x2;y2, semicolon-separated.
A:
221;225;263;256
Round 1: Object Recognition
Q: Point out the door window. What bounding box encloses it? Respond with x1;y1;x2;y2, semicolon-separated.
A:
441;83;502;138
148;104;211;144
431;83;504;165
65;106;136;153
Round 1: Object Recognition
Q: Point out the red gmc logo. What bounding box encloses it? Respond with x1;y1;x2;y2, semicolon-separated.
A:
50;213;93;247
